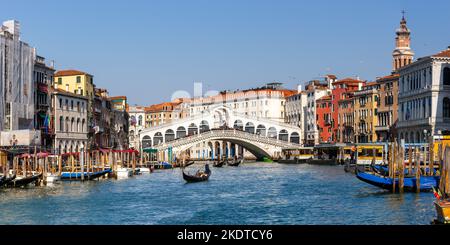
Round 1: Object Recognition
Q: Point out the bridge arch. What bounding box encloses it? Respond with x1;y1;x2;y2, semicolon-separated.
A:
154;132;163;145
188;123;198;136
165;129;175;142
245;122;255;134
200;120;210;133
290;132;300;144
142;135;152;148
234;120;243;130
279;129;289;142
268;127;277;139
256;125;266;136
176;126;187;139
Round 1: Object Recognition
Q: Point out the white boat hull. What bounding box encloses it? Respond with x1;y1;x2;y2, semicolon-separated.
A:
46;174;60;183
116;168;133;178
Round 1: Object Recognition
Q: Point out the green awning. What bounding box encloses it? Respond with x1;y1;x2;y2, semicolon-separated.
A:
143;148;158;153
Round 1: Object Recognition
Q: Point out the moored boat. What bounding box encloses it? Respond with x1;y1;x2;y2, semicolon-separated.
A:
213;160;225;168
6;173;42;188
60;169;112;181
182;164;211;183
434;200;450;224
116;167;133;179
227;158;243;167
355;168;439;192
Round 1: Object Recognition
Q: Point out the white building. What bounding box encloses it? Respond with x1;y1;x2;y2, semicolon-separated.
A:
397;46;450;142
52;89;89;154
285;85;307;144
0;20;36;131
304;77;334;145
128;105;146;149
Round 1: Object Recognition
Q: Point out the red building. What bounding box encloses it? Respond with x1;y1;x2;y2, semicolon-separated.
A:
316;95;332;143
331;78;364;142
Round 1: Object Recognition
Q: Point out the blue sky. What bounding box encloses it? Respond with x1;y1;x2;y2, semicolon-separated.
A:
1;0;449;105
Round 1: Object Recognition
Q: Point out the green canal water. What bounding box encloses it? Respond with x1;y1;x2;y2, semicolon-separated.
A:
0;163;436;224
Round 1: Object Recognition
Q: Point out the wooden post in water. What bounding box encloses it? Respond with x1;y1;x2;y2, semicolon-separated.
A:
392;141;397;193
416;147;421;193
408;146;412;176
399;143;404;193
132;151;136;174
430;139;435;177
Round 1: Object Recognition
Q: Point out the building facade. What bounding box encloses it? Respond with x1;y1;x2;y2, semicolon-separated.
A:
110;96;129;150
285;86;307;144
353;82;380;143
34;55;55;150
331;78;364;143
337;91;356;143
375;74;399;141
397;47;450;142
52;89;88;154
128;105;146;149
0;20;36;131
316;95;332;143
305;80;330;145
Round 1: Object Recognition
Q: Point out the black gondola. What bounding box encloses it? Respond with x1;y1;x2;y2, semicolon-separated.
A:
2;174;16;187
184;161;195;168
182;164;211;183
6;173;41;188
227;158;243;167
213;160;225;168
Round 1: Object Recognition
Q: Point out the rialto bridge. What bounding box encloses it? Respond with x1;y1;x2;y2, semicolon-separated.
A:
139;106;302;160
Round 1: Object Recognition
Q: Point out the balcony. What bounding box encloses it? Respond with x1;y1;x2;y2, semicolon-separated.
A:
375;125;389;131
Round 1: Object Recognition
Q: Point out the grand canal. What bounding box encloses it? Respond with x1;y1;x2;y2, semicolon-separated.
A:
0;163;436;224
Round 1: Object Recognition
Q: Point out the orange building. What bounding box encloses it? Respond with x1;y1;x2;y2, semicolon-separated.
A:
316;95;332;143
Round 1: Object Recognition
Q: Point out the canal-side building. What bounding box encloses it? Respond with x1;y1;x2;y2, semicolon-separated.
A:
0;20;36;132
337;91;356;143
188;83;295;123
375;74;399;142
128;105;146;150
52;89;88;154
304;79;331;146
33;55;55;150
331;78;364;143
110;96;129;150
316;95;332;143
145;101;184;128
92;88;112;149
353;82;380;143
397;47;450;142
285;86;307;144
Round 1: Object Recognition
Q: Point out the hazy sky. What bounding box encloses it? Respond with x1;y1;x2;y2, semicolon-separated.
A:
1;0;449;105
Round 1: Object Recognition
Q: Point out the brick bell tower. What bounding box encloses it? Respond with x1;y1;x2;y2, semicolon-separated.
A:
392;11;414;71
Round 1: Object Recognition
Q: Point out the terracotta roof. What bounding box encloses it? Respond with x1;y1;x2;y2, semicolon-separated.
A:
317;95;332;101
51;88;88;100
55;70;92;77
364;81;378;87
332;78;364;85
376;73;399;82
145;102;179;113
109;96;127;101
432;48;450;58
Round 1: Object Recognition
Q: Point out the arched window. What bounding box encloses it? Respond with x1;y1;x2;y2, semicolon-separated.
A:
71;118;75;132
199;120;210;133
444;97;450;118
290;132;300;144
77;118;80;132
233;120;244;131
188;123;198;136
138;115;143;126
82;119;86;133
256;125;266;136
268;127;277;139
279;129;289;141
444;67;450;86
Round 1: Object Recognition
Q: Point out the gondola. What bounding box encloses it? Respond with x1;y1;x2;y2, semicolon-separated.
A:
1;174;16;187
182;164;211;183
183;161;195;168
227;158;243;167
6;173;41;188
355;168;440;192
213;160;225;168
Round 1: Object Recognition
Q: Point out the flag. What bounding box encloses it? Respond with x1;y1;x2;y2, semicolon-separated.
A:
432;187;442;200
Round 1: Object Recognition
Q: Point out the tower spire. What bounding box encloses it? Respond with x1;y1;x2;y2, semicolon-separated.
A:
392;12;414;71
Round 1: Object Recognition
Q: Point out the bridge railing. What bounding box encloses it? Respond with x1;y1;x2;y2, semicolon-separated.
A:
150;129;302;151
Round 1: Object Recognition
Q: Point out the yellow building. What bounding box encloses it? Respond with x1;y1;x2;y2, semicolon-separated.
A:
54;70;95;100
353;82;380;143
